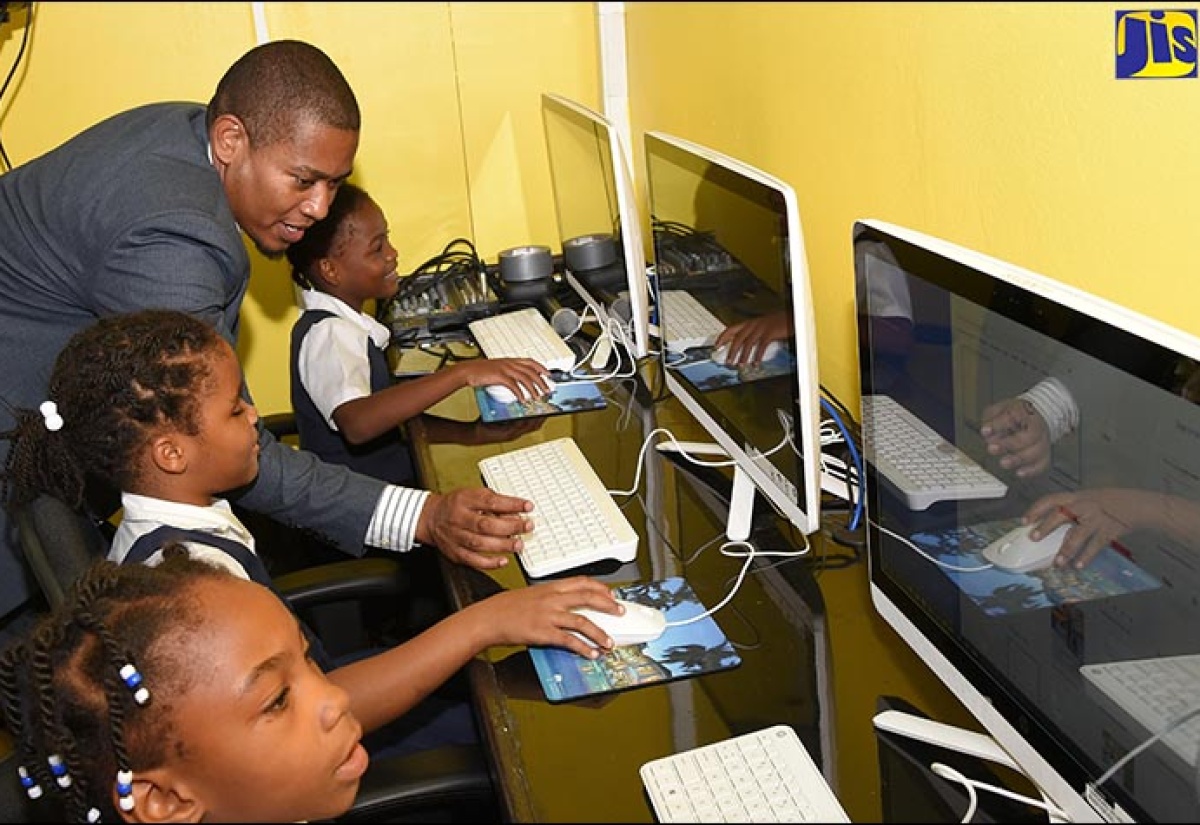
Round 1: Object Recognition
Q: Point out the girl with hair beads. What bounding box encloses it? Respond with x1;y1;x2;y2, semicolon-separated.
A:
1;309;623;766
0;552;369;823
286;182;553;486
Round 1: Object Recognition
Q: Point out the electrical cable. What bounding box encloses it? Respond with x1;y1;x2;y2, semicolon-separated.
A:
820;395;865;531
0;1;34;172
929;761;1069;823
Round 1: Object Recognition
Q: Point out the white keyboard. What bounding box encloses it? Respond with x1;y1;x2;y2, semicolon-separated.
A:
477;437;638;578
861;394;1007;511
640;725;851;823
659;290;727;352
468;307;577;372
1080;654;1200;767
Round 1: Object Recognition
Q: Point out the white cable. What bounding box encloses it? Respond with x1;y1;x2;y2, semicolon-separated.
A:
607;427;739;498
930;762;1070;823
666;535;810;631
874;519;993;573
1093;703;1200;788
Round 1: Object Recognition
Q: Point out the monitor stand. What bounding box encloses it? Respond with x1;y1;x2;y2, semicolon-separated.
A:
871;710;1071;822
653;440;757;541
873;709;1019;771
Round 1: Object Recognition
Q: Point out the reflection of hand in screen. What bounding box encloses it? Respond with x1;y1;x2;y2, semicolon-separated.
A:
1023;488;1200;569
980;397;1052;478
980;377;1078;479
713;311;790;367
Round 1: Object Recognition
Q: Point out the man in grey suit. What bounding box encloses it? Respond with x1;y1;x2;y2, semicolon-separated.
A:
0;40;531;623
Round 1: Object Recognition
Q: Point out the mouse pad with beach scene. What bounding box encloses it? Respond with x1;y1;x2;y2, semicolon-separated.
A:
907;518;1162;617
529;576;741;703
667;343;795;391
474;379;607;423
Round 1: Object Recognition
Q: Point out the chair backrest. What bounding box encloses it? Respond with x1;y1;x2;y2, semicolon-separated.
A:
12;494;110;610
7;493;499;822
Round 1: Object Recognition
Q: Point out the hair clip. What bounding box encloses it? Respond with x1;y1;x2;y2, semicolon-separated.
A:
47;754;71;788
17;765;43;799
39;400;63;432
116;769;134;812
119;663;150;705
86;808;101;823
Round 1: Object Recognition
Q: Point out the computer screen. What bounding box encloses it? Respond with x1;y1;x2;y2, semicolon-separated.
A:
645;130;822;538
540;93;651;358
856;218;1200;823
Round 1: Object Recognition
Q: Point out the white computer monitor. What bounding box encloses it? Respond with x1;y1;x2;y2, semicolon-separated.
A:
857;218;1200;823
644;130;822;538
540;93;651;359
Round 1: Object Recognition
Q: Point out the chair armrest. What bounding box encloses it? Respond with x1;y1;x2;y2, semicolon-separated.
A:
260;411;299;440
274;557;408;611
337;744;497;822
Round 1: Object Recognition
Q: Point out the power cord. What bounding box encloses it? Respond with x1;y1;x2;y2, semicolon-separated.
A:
930;761;1070;823
820;395;864;531
0;1;34;172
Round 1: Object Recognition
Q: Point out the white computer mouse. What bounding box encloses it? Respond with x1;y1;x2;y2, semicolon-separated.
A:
982;522;1072;573
484;377;555;405
484;384;520;404
710;343;733;367
571;598;667;647
711;340;783;367
760;340;784;360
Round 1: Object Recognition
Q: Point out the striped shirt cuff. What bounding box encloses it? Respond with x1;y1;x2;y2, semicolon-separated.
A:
365;486;429;552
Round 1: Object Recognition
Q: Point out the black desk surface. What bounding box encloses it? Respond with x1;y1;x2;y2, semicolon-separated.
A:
405;362;983;823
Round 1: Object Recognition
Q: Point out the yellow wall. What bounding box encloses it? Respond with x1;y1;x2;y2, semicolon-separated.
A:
0;1;600;413
625;2;1200;408
623;3;1200;818
4;2;1193;816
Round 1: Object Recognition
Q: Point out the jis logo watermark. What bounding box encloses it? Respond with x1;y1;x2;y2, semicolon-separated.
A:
1116;9;1197;78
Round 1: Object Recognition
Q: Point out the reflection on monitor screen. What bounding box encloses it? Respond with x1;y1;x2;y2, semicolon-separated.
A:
857;218;1200;823
645;130;821;537
540;93;651;358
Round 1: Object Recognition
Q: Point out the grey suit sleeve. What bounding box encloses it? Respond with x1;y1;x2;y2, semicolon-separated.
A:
91;215;392;554
236;424;387;555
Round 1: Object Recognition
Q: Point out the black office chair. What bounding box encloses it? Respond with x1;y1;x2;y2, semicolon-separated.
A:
6;489;499;823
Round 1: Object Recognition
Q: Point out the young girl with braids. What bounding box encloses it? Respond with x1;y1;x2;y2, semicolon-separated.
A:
0;551;370;823
0;309;625;798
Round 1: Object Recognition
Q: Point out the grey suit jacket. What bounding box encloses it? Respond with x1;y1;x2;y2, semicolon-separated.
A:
0;102;386;618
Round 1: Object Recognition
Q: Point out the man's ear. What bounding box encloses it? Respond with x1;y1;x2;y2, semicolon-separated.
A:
209;113;249;168
149;434;188;476
121;771;204;823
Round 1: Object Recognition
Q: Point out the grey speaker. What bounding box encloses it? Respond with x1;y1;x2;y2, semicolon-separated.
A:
563;233;618;272
550;306;580;338
498;245;553;283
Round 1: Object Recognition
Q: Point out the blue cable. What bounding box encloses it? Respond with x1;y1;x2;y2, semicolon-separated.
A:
820;396;865;531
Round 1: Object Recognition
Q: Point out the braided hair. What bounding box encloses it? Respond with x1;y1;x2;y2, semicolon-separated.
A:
0;309;226;516
285;181;371;290
0;550;230;822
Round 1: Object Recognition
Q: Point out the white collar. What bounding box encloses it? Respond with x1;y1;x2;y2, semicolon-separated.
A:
300;289;392;348
120;493;255;548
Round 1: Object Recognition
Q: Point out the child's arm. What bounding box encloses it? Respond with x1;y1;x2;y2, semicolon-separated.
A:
325;574;619;732
333;357;553;444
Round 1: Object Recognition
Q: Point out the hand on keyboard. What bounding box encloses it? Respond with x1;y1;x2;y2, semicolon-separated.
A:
416;487;535;569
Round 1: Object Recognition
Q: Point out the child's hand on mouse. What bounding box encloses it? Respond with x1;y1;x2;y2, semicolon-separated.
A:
456;358;552;397
464;575;619;658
